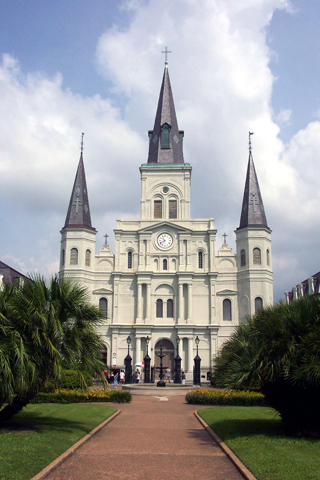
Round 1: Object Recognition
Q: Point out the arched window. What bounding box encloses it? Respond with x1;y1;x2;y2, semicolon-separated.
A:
70;248;78;265
85;249;91;266
267;249;270;266
253;248;261;265
241;249;246;267
128;251;133;269
61;249;65;266
167;299;174;318
163;259;168;270
223;299;232;321
154;199;162;219
99;298;108;318
169;199;177;219
198;251;203;269
156;299;163;318
161;123;170;149
255;297;263;313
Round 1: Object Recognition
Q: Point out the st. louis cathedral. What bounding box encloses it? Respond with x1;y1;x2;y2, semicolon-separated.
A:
59;64;273;381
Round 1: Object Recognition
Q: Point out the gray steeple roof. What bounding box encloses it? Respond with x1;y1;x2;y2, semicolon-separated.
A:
147;65;184;164
64;152;94;230
238;151;269;230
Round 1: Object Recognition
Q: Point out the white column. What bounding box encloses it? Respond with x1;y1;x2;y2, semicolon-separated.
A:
135;337;141;365
146;284;151;321
187;337;193;381
137;283;142;321
187;283;192;323
178;283;183;323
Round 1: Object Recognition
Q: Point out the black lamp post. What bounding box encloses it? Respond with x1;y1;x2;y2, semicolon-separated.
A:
124;335;132;384
174;335;182;384
193;335;201;386
144;336;151;383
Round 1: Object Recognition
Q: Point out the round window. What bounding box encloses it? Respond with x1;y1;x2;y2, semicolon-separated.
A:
163;186;169;193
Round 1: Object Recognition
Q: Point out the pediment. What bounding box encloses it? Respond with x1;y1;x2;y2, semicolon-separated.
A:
216;289;238;296
138;221;192;234
92;288;113;295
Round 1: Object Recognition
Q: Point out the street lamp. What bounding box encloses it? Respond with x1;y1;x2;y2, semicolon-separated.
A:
174;335;182;384
194;335;201;386
144;336;151;383
125;336;132;384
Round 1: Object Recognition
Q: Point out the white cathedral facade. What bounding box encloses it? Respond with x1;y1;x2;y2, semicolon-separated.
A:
59;65;273;381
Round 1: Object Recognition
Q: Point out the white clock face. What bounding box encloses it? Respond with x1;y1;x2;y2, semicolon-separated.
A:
157;233;173;249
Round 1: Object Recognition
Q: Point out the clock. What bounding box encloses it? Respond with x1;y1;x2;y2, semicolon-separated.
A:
157;233;173;249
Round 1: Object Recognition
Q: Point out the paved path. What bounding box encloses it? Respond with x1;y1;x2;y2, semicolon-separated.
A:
44;395;244;480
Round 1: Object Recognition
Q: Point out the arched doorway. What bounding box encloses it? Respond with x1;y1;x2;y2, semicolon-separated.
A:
154;339;175;381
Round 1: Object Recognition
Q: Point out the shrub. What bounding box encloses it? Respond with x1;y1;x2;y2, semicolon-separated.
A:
213;295;320;436
32;389;132;404
185;389;266;406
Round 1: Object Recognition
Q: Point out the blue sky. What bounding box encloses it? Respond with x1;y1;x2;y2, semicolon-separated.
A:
0;0;320;302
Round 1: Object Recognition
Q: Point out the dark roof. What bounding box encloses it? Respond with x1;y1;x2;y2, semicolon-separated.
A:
64;152;95;230
147;65;184;164
0;261;29;284
238;151;269;230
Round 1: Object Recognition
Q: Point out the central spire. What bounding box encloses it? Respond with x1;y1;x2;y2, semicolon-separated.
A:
147;65;184;164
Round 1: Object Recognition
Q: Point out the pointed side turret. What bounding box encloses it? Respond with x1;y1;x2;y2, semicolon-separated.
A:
147;65;184;164
64;152;94;230
238;150;268;230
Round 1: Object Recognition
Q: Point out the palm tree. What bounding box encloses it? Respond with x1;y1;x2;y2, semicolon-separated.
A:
0;275;106;422
213;295;320;436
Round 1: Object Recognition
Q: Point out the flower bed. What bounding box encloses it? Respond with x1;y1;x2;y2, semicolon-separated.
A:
186;389;266;406
31;389;132;404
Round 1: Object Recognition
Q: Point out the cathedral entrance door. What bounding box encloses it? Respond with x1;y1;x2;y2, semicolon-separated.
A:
154;339;175;382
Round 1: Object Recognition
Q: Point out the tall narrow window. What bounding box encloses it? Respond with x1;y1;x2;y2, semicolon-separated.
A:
85;249;91;266
241;249;246;267
198;251;203;269
156;299;163;318
161;123;170;149
163;259;168;270
169;199;177;219
61;249;65;266
223;299;232;321
128;251;133;269
167;299;174;318
154;200;162;219
267;249;270;266
70;248;78;265
99;298;108;318
255;297;263;313
253;248;261;265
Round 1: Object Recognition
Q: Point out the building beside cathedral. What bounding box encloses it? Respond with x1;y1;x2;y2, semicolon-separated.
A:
59;65;273;381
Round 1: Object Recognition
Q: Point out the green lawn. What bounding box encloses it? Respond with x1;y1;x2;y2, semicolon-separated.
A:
0;404;117;480
199;406;320;480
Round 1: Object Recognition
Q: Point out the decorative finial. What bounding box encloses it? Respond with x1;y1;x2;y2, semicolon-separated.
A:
249;131;254;153
104;233;109;246
223;233;228;245
81;132;84;155
161;46;172;66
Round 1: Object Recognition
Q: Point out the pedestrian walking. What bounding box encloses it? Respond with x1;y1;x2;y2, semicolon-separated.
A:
165;367;171;383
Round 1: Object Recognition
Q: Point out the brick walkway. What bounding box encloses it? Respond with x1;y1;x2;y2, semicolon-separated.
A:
42;394;244;480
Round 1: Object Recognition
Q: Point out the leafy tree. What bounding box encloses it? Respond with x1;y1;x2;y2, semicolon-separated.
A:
213;295;320;436
0;275;106;422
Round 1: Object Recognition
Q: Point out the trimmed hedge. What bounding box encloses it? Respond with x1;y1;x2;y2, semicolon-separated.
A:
43;370;94;392
185;389;266;406
32;389;131;404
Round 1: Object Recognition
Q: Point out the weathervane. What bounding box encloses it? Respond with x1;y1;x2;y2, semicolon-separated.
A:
81;132;84;154
161;46;172;65
249;131;254;153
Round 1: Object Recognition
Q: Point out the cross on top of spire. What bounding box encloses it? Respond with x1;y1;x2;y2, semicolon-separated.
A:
249;131;254;153
81;132;84;155
161;46;172;65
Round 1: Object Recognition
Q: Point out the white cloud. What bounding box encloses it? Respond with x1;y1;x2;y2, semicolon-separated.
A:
2;0;320;303
275;108;292;125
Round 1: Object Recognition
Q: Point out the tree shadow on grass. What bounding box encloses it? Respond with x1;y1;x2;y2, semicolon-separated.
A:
207;417;286;441
0;411;90;435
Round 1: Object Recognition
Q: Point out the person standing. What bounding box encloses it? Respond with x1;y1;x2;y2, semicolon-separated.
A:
165;367;171;384
113;367;119;389
120;370;125;384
